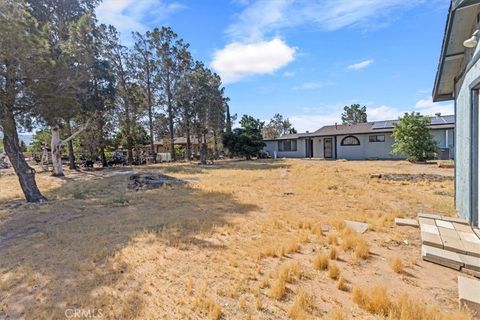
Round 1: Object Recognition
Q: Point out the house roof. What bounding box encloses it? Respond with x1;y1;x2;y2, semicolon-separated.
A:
264;115;455;140
433;0;480;101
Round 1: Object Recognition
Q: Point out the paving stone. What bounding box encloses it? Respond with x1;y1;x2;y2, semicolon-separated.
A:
463;241;480;258
395;218;419;227
436;220;455;229
458;276;480;316
420;224;439;235
422;245;463;270
438;227;460;239
458;231;480;244
418;217;436;226
418;213;442;219
442;216;469;224
443;236;466;254
344;220;368;234
454;223;474;233
421;232;443;248
459;254;480;272
474;229;480;239
461;267;480;279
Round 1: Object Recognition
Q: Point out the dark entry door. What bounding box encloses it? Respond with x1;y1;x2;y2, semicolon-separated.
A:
324;138;333;159
305;139;313;158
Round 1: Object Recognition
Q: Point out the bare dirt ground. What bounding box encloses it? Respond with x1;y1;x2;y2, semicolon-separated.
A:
0;159;472;319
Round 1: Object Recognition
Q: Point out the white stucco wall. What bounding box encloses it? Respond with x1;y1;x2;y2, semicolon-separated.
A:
263;139;306;158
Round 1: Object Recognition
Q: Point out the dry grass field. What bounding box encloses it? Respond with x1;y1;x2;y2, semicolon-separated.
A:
0;159;472;319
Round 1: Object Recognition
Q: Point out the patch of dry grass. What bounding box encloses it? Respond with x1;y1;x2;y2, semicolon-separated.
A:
288;289;315;319
390;257;404;274
352;286;391;316
329;307;345;320
328;263;340;280
313;252;329;270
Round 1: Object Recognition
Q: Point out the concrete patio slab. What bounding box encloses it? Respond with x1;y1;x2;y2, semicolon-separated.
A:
436;220;455;229
344;220;368;234
458;231;480;244
420;224;439;235
459;254;480;272
454;223;474;233
443;236;466;254
418;217;436;226
463;241;480;258
442;216;469;224
422;245;463;270
458;276;480;317
474;229;480;239
438;227;459;239
418;213;442;219
395;218;419;227
421;232;443;248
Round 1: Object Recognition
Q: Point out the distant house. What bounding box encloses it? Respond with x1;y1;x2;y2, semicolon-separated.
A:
263;114;455;160
150;137;200;154
433;0;480;227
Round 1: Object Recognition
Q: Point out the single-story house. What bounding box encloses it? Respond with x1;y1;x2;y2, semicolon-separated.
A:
150;137;200;154
263;114;455;160
433;0;480;227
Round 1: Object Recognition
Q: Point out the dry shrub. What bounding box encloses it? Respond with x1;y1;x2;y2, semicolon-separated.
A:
328;263;340;280
185;277;193;295
313;252;329;270
329;307;345;320
206;299;222;320
390;257;404;274
352;286;390;316
288;289;315;319
268;262;301;300
256;297;262;310
354;238;369;260
389;293;472;320
340;227;357;250
327;233;338;245
285;239;300;255
329;247;338;260
331;219;346;231
337;276;348;291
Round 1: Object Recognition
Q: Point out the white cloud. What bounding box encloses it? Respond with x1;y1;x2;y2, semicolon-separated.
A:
211;38;296;84
287;97;454;132
227;0;427;41
292;81;334;90
96;0;187;40
347;59;374;70
413;97;454;116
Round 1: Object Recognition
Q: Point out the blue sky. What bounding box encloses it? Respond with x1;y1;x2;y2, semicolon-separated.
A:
96;0;453;132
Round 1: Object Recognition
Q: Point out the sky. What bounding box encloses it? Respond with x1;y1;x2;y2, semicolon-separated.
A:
96;0;453;132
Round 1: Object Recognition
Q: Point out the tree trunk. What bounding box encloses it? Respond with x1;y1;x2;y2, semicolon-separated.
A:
185;116;191;161
200;133;207;165
166;73;176;161
97;117;108;168
50;126;64;177
66;120;76;170
226;104;232;133
146;70;156;163
1;110;46;202
213;130;218;159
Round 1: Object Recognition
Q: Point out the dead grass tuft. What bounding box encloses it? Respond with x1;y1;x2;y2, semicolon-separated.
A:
329;247;338;260
353;238;370;260
288;289;315;319
337;276;348;291
390;257;404;274
352;286;391;316
329;307;345;320
327;233;338;245
328;262;340;280
313;252;329;270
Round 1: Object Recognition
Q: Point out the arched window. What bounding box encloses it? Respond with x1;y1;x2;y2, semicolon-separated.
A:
341;136;360;146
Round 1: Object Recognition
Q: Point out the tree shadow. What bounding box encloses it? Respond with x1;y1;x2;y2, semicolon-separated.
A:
0;168;259;319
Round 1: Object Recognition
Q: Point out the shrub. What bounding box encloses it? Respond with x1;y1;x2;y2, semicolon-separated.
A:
313;253;329;270
390;257;404;273
288;289;315;319
328;263;340;280
329;247;338;260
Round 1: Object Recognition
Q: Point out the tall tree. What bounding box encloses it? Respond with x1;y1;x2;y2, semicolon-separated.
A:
131;31;157;161
223;115;265;160
101;25;136;164
392;112;437;162
262;113;296;139
0;1;49;202
151;27;190;161
341;104;368;125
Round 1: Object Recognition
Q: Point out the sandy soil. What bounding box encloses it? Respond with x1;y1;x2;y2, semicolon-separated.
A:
0;159;472;319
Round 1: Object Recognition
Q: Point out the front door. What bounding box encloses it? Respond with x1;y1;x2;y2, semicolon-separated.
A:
305;139;314;158
324;138;333;159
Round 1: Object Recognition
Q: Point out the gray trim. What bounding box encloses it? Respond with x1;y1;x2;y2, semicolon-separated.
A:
469;76;480;226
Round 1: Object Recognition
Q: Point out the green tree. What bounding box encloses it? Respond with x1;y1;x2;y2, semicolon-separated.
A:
222;115;265;160
0;1;50;202
392;112;437;162
262;113;296;139
341;104;367;124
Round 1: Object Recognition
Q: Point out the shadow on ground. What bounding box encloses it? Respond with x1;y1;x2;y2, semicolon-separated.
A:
0;167;259;319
